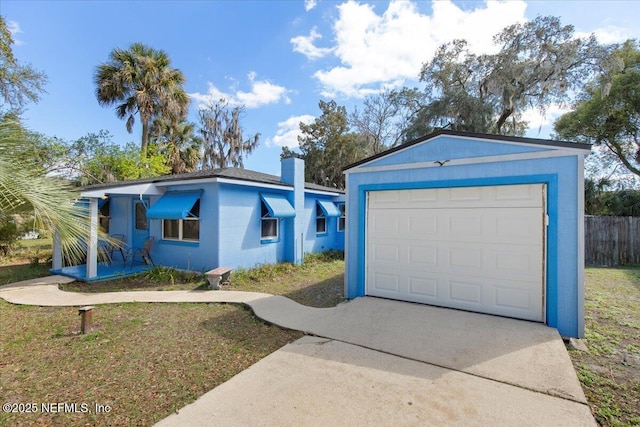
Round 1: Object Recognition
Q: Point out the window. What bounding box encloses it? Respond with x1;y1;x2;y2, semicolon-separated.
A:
135;201;148;231
161;200;200;242
316;204;327;235
99;198;110;233
261;201;279;241
337;203;345;232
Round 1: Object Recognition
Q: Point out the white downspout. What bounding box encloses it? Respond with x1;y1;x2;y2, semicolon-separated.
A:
86;198;99;279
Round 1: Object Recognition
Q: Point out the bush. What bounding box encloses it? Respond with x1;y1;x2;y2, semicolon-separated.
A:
0;217;20;256
143;267;204;285
303;250;344;265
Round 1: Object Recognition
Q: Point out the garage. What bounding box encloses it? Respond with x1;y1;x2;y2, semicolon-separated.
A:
343;130;591;338
366;184;546;322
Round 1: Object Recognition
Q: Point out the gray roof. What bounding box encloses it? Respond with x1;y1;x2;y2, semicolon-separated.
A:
82;167;343;194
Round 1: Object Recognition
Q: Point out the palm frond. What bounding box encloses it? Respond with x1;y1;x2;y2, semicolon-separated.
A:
0;119;91;258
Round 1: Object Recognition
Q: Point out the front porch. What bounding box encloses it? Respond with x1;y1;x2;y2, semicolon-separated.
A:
51;260;153;282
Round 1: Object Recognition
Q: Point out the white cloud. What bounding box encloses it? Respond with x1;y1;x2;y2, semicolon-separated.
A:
6;20;24;45
291;28;334;60
305;0;317;12
521;104;570;130
189;72;290;109
268;115;316;148
294;0;528;98
576;26;635;44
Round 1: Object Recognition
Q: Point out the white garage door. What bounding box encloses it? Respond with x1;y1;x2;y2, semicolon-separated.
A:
366;184;546;322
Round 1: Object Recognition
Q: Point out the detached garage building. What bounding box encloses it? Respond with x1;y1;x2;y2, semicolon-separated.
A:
343;130;591;338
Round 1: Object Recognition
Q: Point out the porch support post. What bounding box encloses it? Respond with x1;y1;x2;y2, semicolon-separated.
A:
86;198;99;279
52;229;62;270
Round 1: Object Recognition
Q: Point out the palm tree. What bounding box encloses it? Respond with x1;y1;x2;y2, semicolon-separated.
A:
0;117;88;260
150;116;201;174
94;43;189;157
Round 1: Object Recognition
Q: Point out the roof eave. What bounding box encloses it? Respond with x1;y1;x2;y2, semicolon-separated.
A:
343;129;592;172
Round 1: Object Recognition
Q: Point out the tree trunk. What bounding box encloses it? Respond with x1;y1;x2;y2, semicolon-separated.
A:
141;120;149;158
494;108;512;134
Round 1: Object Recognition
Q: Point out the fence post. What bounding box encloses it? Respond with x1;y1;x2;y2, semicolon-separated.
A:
78;306;94;334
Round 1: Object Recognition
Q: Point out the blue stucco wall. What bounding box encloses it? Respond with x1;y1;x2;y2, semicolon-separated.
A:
303;194;344;254
217;183;289;269
149;183;219;272
104;179;344;272
345;141;584;338
366;135;548;168
106;196;132;240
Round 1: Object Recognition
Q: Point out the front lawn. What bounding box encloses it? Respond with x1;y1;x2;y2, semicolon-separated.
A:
0;253;345;427
568;266;640;426
3;247;638;426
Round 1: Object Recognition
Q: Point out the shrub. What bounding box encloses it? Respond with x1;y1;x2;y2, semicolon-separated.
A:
0;217;20;256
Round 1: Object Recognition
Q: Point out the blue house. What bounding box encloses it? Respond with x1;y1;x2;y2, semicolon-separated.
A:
342;130;590;338
52;158;345;280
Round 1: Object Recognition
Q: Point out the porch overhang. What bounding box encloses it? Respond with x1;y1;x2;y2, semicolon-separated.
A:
81;183;164;198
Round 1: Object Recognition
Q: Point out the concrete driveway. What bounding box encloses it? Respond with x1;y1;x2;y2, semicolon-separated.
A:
0;278;595;426
156;298;595;427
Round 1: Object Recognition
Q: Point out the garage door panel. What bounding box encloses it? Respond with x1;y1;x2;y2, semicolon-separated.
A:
408;277;438;297
448;246;484;270
372;244;400;262
448;214;483;237
370;272;400;292
408;189;438;202
369;241;542;281
449;280;483;304
371;209;542;244
370;186;542;210
448;187;483;202
495;288;532;310
493;210;543;243
366;184;545;322
408;245;438;267
495;183;539;201
408;214;437;234
493;250;541;276
369;212;402;234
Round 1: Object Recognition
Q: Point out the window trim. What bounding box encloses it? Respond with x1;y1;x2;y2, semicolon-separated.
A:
260;200;280;243
162;217;200;242
316;203;327;235
337;203;345;232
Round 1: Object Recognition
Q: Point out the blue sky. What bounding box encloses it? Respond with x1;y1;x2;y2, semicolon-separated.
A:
3;0;639;176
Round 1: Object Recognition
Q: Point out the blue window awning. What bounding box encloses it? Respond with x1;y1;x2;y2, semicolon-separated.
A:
317;199;341;217
147;191;201;220
261;194;295;218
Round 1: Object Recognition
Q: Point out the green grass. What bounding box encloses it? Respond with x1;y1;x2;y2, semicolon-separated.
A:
6;252;638;425
0;252;345;426
0;238;54;285
61;250;346;308
568;266;640;427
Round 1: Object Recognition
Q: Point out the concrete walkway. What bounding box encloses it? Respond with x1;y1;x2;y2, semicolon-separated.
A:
0;276;595;426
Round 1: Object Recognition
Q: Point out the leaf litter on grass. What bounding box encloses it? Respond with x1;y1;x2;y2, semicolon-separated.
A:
1;255;345;426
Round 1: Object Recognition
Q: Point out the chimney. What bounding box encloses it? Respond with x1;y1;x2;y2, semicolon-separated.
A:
281;157;304;264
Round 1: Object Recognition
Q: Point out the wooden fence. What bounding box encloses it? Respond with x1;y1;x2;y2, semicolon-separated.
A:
585;216;640;266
